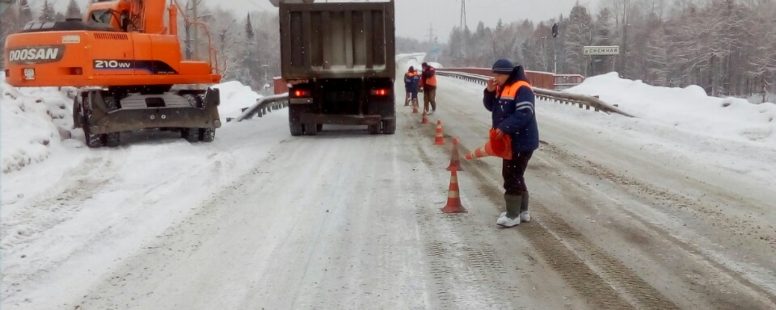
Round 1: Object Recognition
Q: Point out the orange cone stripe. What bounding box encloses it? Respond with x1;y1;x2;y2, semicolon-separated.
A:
447;192;460;198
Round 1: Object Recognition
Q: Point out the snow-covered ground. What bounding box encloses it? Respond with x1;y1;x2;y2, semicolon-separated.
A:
0;80;73;174
1;68;774;309
564;72;776;187
213;80;264;122
1;78;289;308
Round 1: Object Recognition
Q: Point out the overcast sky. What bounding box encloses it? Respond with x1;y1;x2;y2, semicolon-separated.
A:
61;0;600;41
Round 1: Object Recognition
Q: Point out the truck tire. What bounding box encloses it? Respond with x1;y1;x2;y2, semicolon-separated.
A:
85;131;103;148
304;123;318;136
183;128;199;143
368;123;380;135
201;128;215;142
104;132;120;147
381;119;396;135
72;96;81;129
83;118;104;148
82;92;104;148
104;93;120;111
290;121;304;136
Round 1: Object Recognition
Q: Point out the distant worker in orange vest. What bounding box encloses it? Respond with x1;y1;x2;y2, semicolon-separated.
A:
420;62;437;114
483;59;539;228
404;66;420;107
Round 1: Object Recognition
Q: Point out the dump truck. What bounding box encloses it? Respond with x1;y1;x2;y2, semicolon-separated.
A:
3;0;221;147
275;0;396;135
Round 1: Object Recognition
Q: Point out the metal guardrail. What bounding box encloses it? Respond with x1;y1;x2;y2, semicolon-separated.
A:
437;71;634;117
230;93;290;122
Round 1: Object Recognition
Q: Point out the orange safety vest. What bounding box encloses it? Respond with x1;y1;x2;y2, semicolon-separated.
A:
498;81;532;100
423;69;437;87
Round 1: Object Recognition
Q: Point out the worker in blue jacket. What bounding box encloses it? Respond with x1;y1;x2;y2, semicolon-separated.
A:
404;66;420;107
483;59;539;228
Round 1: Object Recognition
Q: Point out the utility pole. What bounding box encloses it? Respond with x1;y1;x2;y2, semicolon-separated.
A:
459;0;467;30
552;22;559;74
541;36;548;72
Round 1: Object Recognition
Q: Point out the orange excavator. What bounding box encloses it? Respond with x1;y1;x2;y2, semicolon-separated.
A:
3;0;221;147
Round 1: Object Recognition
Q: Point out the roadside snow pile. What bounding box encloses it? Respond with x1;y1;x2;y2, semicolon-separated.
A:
1;77;72;173
566;73;776;145
213;81;264;122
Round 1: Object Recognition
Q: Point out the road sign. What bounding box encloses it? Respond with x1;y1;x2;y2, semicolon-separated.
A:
583;46;620;56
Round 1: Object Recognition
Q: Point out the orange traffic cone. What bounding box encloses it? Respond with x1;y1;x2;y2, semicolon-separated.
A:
441;169;467;213
421;112;429;124
465;129;513;160
447;137;463;171
434;120;445;145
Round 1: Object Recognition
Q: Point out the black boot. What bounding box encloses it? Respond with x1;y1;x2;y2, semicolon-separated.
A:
497;194;522;227
520;192;531;223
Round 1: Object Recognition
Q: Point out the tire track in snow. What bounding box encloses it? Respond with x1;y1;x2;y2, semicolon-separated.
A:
457;147;678;310
404;109;524;309
2;156;116;247
433;80;775;308
427;93;677;308
542;141;776;251
2;156;119;302
71;145;289;309
537;141;776;307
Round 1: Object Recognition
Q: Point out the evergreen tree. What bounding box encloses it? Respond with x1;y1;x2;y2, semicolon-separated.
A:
18;0;33;28
592;7;614;76
66;0;82;20
39;0;55;23
563;4;593;75
240;13;258;88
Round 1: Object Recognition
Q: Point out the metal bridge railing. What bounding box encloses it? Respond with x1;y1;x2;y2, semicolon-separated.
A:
436;71;634;117
229;93;289;122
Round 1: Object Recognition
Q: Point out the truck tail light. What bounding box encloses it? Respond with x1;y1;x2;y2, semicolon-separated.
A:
292;89;311;98
370;88;390;96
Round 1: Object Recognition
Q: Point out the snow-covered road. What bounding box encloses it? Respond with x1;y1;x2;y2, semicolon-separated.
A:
2;75;775;309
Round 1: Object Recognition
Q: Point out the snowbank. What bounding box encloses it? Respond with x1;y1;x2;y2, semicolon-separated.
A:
565;73;776;146
213;81;264;122
1;77;73;173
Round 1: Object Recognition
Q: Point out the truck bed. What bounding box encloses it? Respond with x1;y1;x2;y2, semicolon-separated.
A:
279;1;395;80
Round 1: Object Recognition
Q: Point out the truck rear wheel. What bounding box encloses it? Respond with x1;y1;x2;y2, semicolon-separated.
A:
183;128;200;143
290;121;303;136
201;128;215;142
368;123;380;135
304;123;318;136
82;117;104;148
84;130;103;148
104;132;120;147
72;96;81;129
381;119;396;135
82;91;103;148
